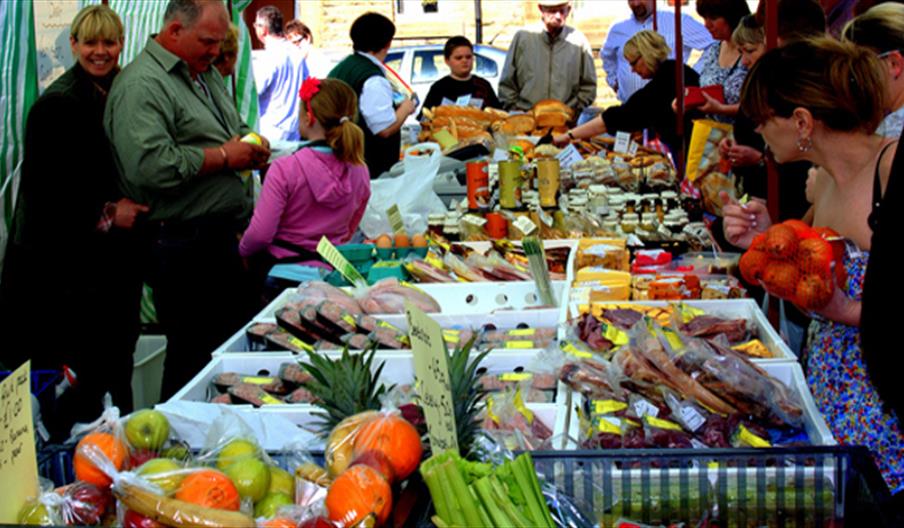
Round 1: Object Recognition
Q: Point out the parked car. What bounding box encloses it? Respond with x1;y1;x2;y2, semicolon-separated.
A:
384;44;507;112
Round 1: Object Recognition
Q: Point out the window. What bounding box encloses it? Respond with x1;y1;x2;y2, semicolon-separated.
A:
412;50;447;83
385;52;404;78
395;0;443;16
475;54;498;78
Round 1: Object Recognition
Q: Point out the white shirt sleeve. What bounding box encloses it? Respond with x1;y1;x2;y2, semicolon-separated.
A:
360;76;396;135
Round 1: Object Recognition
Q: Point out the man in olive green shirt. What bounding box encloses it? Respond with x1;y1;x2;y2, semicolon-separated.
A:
105;0;271;398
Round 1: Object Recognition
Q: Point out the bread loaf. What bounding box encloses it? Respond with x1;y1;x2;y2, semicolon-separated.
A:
499;114;536;135
532;98;573;119
535;112;568;128
433;105;504;124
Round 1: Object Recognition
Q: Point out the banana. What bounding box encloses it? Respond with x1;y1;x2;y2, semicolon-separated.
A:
295;462;332;487
325;411;379;477
114;481;255;528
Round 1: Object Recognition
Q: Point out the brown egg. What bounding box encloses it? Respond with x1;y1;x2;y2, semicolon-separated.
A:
394;232;410;248
376;234;393;249
412;233;427;248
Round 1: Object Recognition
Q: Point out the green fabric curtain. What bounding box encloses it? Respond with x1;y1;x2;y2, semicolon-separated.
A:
0;0;38;268
231;0;259;132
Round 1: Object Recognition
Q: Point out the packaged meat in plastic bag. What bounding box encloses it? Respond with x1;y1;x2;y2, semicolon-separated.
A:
670;335;805;428
355;278;441;314
293;281;363;314
482;388;553;451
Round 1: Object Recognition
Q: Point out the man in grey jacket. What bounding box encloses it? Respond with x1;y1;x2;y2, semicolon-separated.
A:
499;0;597;113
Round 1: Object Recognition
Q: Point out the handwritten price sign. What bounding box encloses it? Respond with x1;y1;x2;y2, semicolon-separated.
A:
404;302;459;453
0;361;39;523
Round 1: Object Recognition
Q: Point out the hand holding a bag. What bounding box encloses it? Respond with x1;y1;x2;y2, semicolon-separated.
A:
720;191;770;249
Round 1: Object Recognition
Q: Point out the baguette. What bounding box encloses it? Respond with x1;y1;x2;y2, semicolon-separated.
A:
433;105;503;123
115;481;255;528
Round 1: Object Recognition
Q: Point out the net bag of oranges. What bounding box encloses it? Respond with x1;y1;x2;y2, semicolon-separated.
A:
739;220;844;311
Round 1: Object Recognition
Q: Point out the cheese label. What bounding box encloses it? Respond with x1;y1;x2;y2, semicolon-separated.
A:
593;399;628;415
644;416;684;432
500;372;533;382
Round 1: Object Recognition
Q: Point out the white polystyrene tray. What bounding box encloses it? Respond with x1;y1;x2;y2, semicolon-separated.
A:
253;280;568;321
563;361;834;449
213;309;563;355
167;351;572;449
559;299;796;363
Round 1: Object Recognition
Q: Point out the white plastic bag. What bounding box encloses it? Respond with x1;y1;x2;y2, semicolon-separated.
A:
360;142;447;238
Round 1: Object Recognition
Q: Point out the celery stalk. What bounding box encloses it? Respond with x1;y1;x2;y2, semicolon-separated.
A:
511;455;547;526
421;465;452;522
474;477;516;527
489;475;534;528
439;461;468;527
441;458;486;527
471;486;494;527
519;452;556;528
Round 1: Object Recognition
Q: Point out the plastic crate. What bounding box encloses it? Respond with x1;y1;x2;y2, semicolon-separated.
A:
530;446;898;527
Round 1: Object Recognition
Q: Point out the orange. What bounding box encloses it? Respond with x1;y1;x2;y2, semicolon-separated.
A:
762;261;800;299
352;414;423;482
326;465;392;527
765;224;799;260
781;219;812;238
796;274;834;310
175;470;241;511
74;432;127;488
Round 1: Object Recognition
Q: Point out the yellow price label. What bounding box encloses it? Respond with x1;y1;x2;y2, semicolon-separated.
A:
593;400;628;414
737;424;771;448
500;372;533;382
507;328;537;337
596;417;623;434
241;376;276;385
562;342;592;359
504;340;536;349
644;416;684;432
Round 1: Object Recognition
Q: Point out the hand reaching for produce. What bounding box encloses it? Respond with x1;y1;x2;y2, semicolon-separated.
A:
720;192;770;249
552;133;571;147
223;136;270;170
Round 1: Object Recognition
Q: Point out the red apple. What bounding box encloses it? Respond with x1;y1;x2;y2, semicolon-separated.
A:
129;448;159;469
350;450;396;484
123;509;166;528
298;516;335;528
62;482;111;525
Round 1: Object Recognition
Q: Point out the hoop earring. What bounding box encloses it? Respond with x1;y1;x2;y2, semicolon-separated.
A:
797;136;813;152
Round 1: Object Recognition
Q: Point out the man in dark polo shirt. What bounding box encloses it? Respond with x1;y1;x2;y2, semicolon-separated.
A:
105;0;270;398
329;12;416;178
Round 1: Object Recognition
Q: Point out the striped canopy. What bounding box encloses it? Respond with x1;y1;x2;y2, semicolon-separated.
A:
0;0;259;270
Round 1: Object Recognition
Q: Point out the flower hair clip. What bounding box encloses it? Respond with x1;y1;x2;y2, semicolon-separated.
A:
299;77;322;115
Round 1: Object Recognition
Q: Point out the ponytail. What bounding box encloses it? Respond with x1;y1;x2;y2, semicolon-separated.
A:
326;117;366;165
308;78;366;165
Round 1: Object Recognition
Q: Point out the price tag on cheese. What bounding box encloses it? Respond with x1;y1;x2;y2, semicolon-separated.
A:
455;94;472;106
513;215;537;236
317;236;366;286
632;398;660;418
555;143;582;169
680;406;707;432
386;204;405;234
0;361;39;524
614;131;631;154
405;302;459;453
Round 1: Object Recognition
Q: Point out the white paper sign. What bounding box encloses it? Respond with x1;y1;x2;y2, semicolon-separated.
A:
441;97;456;106
493;148;510;162
468;98;484;108
628;140;639;157
513;216;538;235
455;94;471;106
614;131;631;154
555;144;583;169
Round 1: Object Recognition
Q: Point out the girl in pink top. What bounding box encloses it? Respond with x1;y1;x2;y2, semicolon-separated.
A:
240;78;371;282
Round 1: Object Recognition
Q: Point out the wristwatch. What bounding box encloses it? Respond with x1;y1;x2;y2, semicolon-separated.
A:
567;130;576;141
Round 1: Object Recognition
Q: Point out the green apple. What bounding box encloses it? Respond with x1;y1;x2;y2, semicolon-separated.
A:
125;410;170;451
136;458;185;494
253;491;293;518
160;443;190;462
268;465;295;498
18;500;55;525
224;457;271;503
216;438;261;471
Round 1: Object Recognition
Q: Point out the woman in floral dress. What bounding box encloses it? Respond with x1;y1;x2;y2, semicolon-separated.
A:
721;38;904;496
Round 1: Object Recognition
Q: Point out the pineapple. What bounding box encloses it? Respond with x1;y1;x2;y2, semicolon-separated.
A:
447;335;490;455
300;344;393;436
